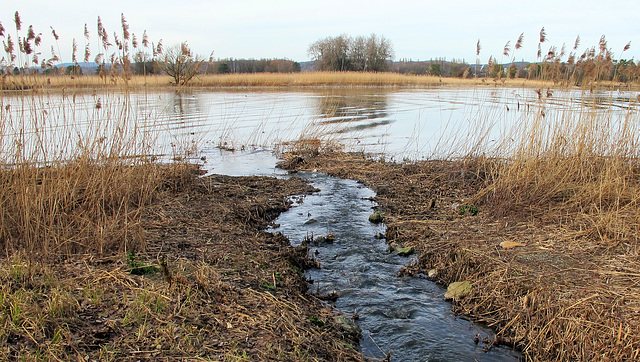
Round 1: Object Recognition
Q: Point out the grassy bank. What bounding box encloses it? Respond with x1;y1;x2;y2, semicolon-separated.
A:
0;173;361;360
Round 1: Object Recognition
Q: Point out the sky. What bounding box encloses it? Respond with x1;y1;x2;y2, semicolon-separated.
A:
3;0;640;66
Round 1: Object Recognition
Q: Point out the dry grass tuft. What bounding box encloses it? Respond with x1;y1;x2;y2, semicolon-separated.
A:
0;162;199;258
472;97;640;245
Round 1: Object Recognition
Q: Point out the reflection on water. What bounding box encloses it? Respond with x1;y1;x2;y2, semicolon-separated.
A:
316;90;390;123
2;87;639;163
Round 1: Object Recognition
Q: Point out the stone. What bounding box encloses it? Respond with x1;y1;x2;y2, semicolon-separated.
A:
387;242;414;256
444;281;472;301
396;246;414;257
333;315;361;338
369;211;384;224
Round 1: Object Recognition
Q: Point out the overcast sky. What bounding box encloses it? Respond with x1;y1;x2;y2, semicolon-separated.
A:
4;0;639;65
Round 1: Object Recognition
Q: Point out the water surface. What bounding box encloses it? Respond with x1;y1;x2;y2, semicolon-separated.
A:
3;87;638;163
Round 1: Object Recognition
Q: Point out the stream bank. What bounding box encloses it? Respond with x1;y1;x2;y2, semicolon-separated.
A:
280;150;640;361
0;166;361;361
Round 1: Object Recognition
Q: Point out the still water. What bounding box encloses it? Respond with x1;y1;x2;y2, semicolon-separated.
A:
209;150;521;361
2;86;639;162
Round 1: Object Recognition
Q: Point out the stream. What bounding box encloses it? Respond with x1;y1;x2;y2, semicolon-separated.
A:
207;150;521;361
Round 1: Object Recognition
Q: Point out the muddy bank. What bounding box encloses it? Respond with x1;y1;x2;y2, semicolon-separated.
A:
280;151;640;360
0;173;361;361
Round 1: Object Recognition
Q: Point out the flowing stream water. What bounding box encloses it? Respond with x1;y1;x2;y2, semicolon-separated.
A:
208;150;521;361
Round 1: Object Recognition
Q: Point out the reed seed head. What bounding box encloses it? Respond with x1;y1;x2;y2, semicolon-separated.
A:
121;13;130;41
515;33;524;50
503;41;511;57
14;11;21;31
72;38;77;63
27;25;35;41
50;26;59;41
599;35;607;54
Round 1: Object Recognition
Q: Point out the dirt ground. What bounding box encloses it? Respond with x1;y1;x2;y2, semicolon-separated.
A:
0;173;362;361
280;151;640;361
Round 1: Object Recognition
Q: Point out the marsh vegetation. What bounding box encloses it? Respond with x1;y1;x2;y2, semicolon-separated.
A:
1;10;640;361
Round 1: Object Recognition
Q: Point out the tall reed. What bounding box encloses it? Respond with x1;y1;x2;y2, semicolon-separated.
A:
455;89;640;243
0;86;195;260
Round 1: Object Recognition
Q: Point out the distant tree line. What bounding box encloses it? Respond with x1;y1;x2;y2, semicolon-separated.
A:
208;58;301;74
308;34;394;72
393;58;471;77
5;56;301;78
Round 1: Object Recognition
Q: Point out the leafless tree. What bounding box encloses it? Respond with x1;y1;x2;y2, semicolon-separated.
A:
161;42;204;86
308;34;393;72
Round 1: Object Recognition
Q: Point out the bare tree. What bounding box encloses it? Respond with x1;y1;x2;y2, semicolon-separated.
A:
364;34;393;72
161;42;204;86
349;36;367;71
308;35;351;71
308;34;393;72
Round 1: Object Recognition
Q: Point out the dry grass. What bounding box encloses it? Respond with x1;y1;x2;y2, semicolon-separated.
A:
0;73;363;359
0;162;172;258
0;85;194;259
472;93;640;244
1;72;594;91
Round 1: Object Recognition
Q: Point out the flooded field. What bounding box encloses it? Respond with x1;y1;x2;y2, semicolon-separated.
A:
4;85;640;360
2;87;638;163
